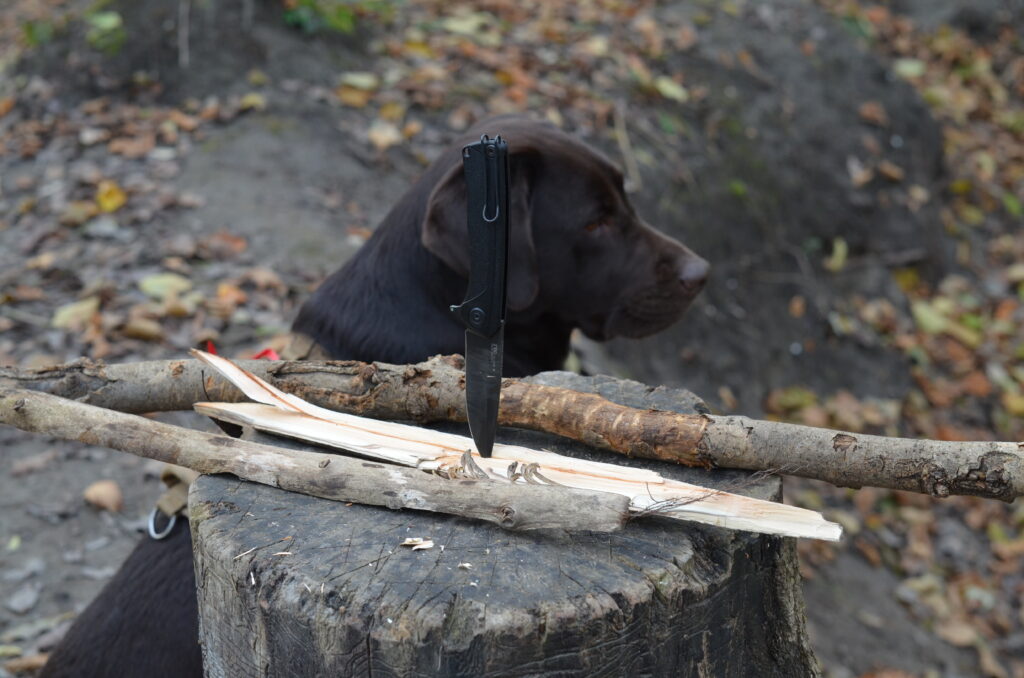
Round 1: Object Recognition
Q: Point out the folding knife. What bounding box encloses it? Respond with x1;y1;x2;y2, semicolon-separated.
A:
450;134;510;458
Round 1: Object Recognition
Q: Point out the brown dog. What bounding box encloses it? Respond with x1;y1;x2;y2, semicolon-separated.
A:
41;116;707;678
292;115;708;374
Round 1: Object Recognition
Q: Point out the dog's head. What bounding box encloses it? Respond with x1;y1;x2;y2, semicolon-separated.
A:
422;116;708;341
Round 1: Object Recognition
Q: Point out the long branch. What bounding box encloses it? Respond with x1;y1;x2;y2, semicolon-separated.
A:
2;356;1022;500
0;387;629;532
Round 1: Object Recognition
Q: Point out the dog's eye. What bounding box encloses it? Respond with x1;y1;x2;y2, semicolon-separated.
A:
585;219;610;233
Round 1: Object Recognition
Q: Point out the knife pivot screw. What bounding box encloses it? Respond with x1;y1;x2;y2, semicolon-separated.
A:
469;307;486;326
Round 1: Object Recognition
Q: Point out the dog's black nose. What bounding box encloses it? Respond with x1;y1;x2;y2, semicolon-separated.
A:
678;256;709;296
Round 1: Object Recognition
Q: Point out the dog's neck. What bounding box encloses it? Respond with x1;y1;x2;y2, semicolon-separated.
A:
292;184;572;377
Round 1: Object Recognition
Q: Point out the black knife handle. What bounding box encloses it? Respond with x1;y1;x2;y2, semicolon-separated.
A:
450;134;510;339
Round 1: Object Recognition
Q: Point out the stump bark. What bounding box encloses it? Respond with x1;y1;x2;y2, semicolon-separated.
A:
190;373;820;677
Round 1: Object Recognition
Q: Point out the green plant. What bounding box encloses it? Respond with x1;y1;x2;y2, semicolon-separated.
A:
284;0;356;33
85;11;126;55
22;20;55;46
282;0;398;35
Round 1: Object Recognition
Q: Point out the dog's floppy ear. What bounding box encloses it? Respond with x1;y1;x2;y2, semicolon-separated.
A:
422;154;539;311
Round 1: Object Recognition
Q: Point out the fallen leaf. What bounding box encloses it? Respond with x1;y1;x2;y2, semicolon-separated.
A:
239;92;267;111
978;641;1009;678
654;76;689;103
911;301;947;334
675;25;698;50
216;282;248;307
2;653;48;674
338;72;380;90
242;267;285;292
577;35;609;57
894;58;926;79
121;318;164;341
10;451;58;477
168;109;200;131
788;295;806;318
138;273;192;301
846;156;874;187
765;386;818;414
876;160;905;182
95;180;127;213
367;120;403;151
247;69;269;86
402;120;423;139
1004;193;1023;219
83;479;123;512
8;285;45;302
336;86;373;108
1002;392;1024;417
937;622;974;647
108;134;156;158
441;12;493;37
23;252;53;271
858;100;889;127
199;231;248;259
907;185;929;210
0;97;14;118
378;101;406;122
959;371;992;398
78;127;110;146
824;237;849;273
51;297;100;329
1005;264;1024;285
60;201;100;226
164;290;201;317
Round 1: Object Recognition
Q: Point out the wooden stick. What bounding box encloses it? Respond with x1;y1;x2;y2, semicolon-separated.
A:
3;355;1022;500
0;387;630;533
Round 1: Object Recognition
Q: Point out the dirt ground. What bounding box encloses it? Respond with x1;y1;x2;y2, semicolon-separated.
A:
2;1;1023;676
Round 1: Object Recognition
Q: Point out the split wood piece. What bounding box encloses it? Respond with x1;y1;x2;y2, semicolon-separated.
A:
0;387;629;533
3;354;1022;500
192;351;841;541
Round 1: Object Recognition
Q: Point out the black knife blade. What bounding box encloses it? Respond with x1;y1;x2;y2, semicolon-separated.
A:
450;135;510;458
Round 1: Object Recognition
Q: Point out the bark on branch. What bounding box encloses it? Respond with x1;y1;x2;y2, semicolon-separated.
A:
2;355;1022;501
0;387;629;532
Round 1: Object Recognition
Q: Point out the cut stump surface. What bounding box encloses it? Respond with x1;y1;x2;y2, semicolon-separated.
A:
190;372;820;677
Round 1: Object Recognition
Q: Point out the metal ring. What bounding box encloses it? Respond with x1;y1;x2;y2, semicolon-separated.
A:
482;204;499;223
148;508;177;540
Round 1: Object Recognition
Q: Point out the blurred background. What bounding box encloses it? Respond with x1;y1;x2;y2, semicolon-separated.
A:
0;1;1022;676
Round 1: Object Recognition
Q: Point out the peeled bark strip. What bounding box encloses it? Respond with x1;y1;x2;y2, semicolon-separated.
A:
3;355;1023;500
0;387;629;532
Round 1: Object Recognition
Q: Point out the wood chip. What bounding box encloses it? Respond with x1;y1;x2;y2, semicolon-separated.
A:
400;538;434;551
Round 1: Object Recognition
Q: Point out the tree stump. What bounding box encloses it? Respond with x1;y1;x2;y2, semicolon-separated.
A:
189;373;820;677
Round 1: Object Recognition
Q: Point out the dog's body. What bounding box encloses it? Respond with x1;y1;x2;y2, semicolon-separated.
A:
42;117;707;677
41;523;203;678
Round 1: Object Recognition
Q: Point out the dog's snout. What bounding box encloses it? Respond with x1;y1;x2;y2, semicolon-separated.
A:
678;256;709;295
